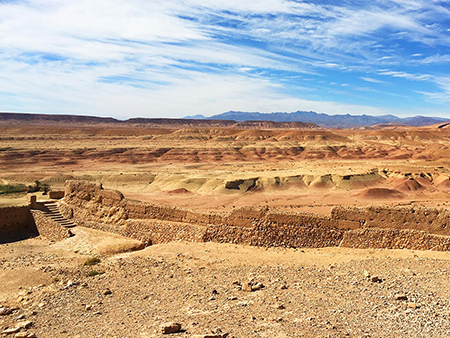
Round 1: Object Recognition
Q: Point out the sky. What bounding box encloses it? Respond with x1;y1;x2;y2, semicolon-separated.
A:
0;0;450;119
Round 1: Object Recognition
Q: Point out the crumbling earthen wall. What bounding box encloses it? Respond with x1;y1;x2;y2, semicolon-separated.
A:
31;210;72;241
62;180;343;229
264;210;360;230
0;206;38;242
332;206;450;236
341;228;450;251
203;222;345;248
74;218;205;247
61;180;450;251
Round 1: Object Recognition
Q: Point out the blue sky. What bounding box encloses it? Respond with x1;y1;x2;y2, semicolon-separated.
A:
0;0;450;119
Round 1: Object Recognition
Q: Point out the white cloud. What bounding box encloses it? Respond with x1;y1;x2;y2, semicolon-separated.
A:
378;56;393;60
420;54;450;63
378;70;430;81
360;77;386;84
0;0;449;118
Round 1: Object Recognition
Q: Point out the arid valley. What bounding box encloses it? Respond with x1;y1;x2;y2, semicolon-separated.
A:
2;115;450;337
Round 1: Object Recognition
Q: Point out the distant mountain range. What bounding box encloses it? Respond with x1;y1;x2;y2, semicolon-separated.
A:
185;111;450;128
0;112;315;129
1;111;449;129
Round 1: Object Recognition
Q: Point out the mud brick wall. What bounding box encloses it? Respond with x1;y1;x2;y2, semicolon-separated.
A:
203;222;345;248
31;210;72;241
0;206;38;242
64;180;339;229
62;180;450;251
264;210;360;230
0;206;32;233
64;180;214;225
75;218;206;247
332;206;450;236
341;228;450;251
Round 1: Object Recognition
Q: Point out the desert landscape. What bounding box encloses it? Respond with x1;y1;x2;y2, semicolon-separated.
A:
1;114;450;337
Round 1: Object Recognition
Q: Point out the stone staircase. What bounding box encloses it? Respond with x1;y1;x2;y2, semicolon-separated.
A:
42;201;77;228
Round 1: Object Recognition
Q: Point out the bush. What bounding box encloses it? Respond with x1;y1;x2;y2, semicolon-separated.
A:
87;270;105;277
42;183;51;195
83;257;101;266
27;180;51;194
0;184;27;195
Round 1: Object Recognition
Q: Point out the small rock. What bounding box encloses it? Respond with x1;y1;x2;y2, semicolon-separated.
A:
17;321;33;329
2;327;21;334
395;295;408;301
0;307;13;316
252;283;264;291
193;334;229;338
407;302;419;309
242;282;253;292
14;332;28;338
65;280;78;288
196;328;228;338
364;271;370;278
103;289;112;295
85;305;92;311
270;317;283;322
371;276;380;283
160;322;182;334
93;311;102;315
280;284;288;290
273;304;285;310
17;314;26;320
26;334;36;338
212;289;219;295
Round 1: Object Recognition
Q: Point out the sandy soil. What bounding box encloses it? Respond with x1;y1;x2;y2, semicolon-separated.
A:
2;234;450;337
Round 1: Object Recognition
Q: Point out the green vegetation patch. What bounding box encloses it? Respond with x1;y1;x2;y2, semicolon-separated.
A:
83;257;101;266
0;184;27;195
87;270;105;277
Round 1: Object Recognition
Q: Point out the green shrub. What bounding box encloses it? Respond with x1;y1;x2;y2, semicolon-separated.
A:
87;270;105;277
27;180;51;194
0;184;27;195
41;183;51;195
83;257;101;266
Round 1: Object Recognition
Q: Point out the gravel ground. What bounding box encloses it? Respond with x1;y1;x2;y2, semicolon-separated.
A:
2;239;450;337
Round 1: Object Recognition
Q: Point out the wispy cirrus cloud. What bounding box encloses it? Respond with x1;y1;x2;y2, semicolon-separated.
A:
420;54;450;64
360;77;386;84
0;0;449;118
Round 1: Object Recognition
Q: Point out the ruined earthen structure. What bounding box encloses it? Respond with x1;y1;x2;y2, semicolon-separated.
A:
56;180;450;251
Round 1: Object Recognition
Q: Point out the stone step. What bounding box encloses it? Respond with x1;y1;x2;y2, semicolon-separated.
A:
58;221;74;225
61;224;76;228
41;203;77;229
